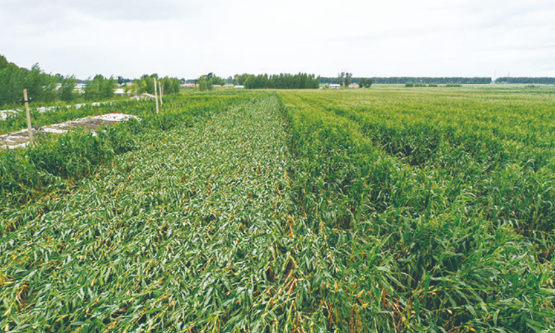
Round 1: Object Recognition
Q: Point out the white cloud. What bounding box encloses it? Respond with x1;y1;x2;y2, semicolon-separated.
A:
1;0;554;79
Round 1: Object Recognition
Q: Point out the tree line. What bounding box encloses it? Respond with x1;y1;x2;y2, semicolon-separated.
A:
1;55;60;107
494;77;555;84
196;73;226;91
321;77;494;85
0;54;183;108
321;77;555;85
127;74;181;96
194;73;321;90
237;73;320;89
333;72;373;87
0;54;119;107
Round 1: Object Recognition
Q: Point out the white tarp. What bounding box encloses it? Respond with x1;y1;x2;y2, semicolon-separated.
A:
0;113;140;150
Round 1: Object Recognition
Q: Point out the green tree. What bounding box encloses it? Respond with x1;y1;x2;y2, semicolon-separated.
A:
359;78;373;88
25;64;56;103
345;72;352;87
338;72;345;86
0;63;26;106
198;74;214;91
102;77;116;99
84;75;104;101
60;75;77;102
0;54;8;71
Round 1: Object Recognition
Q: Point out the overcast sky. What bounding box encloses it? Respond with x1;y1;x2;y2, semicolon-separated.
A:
1;0;554;80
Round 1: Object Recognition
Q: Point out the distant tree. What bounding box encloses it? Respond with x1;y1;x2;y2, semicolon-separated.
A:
0;54;8;71
84;75;103;100
345;72;353;87
198;74;212;91
25;64;56;103
124;83;137;96
0;63;26;106
359;78;373;88
237;74;251;85
209;75;225;86
338;72;345;86
59;75;77;102
102;77;116;99
241;73;320;89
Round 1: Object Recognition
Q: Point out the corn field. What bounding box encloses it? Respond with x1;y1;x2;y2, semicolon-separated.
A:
1;87;554;332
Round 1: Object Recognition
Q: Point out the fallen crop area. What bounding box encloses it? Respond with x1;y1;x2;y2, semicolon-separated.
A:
1;93;315;332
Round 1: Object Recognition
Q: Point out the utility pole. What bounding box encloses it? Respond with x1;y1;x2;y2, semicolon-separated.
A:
154;78;159;114
159;82;163;106
23;89;33;145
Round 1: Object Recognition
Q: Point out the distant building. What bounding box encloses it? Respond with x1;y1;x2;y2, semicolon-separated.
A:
235;85;245;89
329;84;341;89
114;88;125;96
73;83;86;94
348;84;359;89
180;83;196;87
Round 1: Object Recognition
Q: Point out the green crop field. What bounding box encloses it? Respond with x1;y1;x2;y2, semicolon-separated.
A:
1;87;554;332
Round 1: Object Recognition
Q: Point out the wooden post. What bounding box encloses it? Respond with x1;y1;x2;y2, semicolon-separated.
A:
23;89;33;145
154;78;159;114
159;84;163;106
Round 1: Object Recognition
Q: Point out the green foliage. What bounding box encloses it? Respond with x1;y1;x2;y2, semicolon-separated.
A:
0;54;8;70
196;73;227;91
242;73;320;89
359;77;373;88
84;75;116;101
496;77;555;84
159;76;181;95
197;75;212;91
25;64;57;103
344;72;352;86
132;74;181;96
59;75;77;102
337;72;354;86
0;58;59;107
0;63;26;105
233;73;251;85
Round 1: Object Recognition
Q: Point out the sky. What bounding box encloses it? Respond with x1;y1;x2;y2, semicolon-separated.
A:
1;0;554;80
